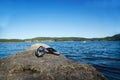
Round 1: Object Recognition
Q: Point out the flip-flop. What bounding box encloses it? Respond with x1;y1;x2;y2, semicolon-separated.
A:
46;48;60;55
35;45;60;57
35;46;45;57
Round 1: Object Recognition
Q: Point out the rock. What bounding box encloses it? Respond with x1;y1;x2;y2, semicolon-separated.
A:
0;43;107;80
27;43;51;51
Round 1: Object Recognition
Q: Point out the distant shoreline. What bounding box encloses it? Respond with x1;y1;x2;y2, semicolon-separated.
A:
0;34;120;42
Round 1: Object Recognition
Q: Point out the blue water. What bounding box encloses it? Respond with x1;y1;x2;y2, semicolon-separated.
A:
0;41;120;80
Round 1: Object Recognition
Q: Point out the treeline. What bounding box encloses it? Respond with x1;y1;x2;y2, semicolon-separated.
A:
30;37;88;41
0;34;120;42
0;39;24;42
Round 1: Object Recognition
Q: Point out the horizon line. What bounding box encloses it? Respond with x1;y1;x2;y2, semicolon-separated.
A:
0;34;118;40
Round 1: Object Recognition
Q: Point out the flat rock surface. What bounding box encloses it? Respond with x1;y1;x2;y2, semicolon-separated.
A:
0;44;107;80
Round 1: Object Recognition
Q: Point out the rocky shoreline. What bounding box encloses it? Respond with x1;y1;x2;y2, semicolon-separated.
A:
0;44;107;80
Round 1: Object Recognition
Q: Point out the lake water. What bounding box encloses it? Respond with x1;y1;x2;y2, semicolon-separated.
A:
0;41;120;80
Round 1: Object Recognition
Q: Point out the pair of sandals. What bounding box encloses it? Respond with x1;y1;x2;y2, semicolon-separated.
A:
35;46;60;57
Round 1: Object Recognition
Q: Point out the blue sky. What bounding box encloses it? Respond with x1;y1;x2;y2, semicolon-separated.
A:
0;0;120;39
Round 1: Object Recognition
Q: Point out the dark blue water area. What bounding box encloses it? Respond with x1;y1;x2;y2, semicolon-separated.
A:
0;41;120;80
